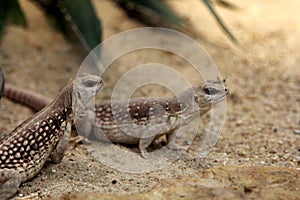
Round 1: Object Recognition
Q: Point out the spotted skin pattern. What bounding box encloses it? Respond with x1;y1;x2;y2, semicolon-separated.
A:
0;75;103;199
92;83;228;157
3;80;228;158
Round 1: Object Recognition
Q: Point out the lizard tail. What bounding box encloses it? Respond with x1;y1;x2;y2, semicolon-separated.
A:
3;84;51;112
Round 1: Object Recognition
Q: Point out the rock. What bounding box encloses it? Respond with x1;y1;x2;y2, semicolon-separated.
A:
293;130;300;135
58;166;300;200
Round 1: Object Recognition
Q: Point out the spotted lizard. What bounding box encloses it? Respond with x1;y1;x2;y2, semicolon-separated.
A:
0;74;103;199
3;80;228;158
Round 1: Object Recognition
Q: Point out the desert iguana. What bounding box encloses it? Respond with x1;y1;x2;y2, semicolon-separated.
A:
3;80;228;158
0;74;103;199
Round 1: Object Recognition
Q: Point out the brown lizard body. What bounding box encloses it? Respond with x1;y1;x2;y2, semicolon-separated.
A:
3;81;228;158
0;74;103;199
93;83;228;157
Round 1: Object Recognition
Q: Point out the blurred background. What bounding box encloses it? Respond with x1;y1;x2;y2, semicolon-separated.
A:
0;0;299;199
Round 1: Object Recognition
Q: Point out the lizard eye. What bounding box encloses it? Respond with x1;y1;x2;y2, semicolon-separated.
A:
83;80;97;87
203;86;218;95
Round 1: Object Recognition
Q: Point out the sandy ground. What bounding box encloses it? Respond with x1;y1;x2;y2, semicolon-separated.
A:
0;0;299;199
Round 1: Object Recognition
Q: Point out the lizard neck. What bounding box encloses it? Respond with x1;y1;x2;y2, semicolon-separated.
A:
49;82;73;115
174;87;210;125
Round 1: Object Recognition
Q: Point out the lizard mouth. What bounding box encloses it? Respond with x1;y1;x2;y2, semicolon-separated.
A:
210;92;228;104
211;86;228;104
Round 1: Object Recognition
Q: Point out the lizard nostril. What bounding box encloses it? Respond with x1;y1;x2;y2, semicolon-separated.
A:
225;87;229;95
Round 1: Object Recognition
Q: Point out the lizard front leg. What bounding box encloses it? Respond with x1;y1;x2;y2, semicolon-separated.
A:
73;109;96;144
139;135;156;158
0;169;21;200
50;122;71;164
139;115;181;158
166;128;186;152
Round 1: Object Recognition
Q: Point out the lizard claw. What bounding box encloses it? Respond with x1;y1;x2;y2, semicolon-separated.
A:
141;151;149;158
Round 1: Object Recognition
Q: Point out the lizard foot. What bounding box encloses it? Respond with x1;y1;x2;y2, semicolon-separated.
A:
167;141;187;155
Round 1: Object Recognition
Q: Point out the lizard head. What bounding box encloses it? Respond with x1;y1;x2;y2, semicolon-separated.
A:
177;80;228;118
192;81;228;112
74;73;104;105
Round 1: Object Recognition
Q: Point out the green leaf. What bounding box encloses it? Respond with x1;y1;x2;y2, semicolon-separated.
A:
0;0;27;39
0;0;8;38
59;0;102;51
215;0;238;10
30;0;102;52
30;0;66;33
202;0;238;44
7;0;27;27
115;0;184;27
